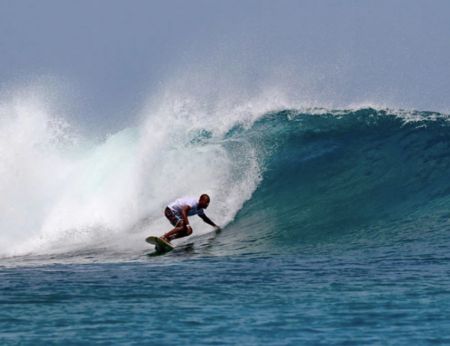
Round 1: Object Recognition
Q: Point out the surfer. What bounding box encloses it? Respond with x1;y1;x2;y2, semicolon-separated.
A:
161;194;220;243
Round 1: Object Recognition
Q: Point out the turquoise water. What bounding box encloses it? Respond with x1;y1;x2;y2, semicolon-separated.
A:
2;245;450;345
2;109;450;345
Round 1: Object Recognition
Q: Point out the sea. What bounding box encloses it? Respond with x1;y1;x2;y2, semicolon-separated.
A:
1;101;450;345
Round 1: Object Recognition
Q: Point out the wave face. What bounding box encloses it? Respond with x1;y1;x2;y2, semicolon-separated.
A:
221;108;450;254
1;101;450;259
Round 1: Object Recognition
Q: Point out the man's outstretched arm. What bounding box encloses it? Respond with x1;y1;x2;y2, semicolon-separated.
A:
198;214;220;229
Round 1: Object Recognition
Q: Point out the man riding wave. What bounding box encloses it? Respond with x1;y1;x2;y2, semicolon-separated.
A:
162;194;220;243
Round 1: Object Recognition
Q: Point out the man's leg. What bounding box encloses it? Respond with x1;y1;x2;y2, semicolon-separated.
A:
162;221;192;242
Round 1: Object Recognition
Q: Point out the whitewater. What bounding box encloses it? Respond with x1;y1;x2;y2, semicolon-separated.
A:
2;86;450;345
0;88;268;258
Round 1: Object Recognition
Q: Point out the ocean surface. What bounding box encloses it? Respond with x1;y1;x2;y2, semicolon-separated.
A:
2;107;450;345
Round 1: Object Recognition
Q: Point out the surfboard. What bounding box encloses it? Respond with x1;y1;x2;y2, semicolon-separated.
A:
145;236;174;253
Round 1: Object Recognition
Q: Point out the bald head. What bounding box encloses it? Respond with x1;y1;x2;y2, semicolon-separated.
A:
199;194;210;209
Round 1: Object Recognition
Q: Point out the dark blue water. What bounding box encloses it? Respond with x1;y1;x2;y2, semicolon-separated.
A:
2;108;450;345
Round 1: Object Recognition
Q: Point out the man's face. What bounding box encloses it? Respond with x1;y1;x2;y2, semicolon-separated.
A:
199;198;210;209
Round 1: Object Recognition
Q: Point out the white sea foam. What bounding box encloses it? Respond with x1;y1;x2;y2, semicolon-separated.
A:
0;82;270;257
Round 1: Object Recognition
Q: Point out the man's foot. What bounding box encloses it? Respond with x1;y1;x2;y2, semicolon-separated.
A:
160;235;171;243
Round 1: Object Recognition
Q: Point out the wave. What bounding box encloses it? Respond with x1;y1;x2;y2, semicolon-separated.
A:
1;98;449;259
219;108;450;254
